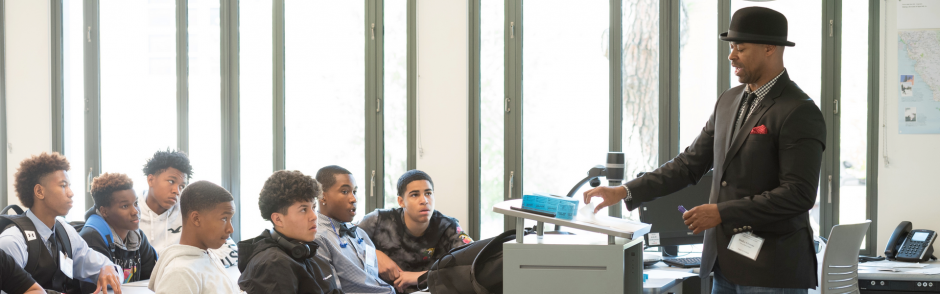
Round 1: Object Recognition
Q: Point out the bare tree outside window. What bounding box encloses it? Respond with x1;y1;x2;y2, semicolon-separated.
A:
621;0;660;202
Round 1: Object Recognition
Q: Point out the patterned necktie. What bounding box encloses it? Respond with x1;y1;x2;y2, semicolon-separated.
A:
339;223;359;239
734;92;758;135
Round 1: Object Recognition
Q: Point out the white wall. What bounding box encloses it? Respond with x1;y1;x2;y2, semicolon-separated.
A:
414;0;470;227
4;0;54;207
875;0;940;255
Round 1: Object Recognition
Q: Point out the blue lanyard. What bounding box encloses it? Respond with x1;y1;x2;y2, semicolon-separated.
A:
329;218;363;248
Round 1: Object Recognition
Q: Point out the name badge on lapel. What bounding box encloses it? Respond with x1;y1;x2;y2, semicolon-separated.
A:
60;253;74;279
365;244;379;277
728;232;764;261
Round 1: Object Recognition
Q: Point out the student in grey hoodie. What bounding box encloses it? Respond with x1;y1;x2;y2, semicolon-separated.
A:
148;181;240;294
80;173;158;293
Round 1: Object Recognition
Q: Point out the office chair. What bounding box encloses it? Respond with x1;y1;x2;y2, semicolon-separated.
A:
820;220;872;294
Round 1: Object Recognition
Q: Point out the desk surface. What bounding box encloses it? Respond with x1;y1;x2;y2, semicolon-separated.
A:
642;251;702;294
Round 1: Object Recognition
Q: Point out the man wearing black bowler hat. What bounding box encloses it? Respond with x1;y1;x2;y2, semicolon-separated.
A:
586;6;825;293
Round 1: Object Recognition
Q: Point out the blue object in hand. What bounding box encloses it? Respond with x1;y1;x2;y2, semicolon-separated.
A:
678;205;687;214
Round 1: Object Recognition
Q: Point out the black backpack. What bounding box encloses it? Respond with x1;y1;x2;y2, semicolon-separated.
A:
423;229;520;294
1;205;82;294
0;205;75;271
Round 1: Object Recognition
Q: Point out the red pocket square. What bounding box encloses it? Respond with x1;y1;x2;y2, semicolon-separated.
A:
751;125;768;135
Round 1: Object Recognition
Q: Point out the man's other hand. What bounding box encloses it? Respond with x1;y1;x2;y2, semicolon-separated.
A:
583;186;627;214
682;204;722;234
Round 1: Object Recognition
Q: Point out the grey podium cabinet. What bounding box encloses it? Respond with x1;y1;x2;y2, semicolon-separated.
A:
503;234;646;293
495;199;648;294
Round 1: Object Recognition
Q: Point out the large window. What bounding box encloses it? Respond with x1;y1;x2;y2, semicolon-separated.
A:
239;0;274;238
522;1;609;198
678;0;717;150
283;1;366;222
621;0;659;199
839;0;870;248
189;0;222;186
384;0;408;210
479;0;504;238
63;0;85;221
99;0;177;196
52;0;408;241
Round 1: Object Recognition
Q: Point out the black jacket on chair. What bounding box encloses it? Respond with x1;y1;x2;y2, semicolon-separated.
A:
624;71;825;289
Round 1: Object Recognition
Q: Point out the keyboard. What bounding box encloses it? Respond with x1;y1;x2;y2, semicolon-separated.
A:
662;257;701;268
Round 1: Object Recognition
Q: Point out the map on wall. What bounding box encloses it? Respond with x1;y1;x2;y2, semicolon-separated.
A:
897;0;940;134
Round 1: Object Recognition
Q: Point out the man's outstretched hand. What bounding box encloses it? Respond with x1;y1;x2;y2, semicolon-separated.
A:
583;186;627;214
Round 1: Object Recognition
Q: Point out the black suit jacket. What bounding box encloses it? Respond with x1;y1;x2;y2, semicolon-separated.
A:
624;71;825;289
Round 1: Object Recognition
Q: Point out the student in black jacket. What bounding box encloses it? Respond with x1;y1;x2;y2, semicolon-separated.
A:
79;172;158;292
238;170;343;294
0;250;45;294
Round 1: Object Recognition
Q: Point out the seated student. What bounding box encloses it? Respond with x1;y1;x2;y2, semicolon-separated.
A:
0;250;46;294
314;165;395;294
148;181;240;294
137;149;237;266
79;172;158;293
359;170;473;292
238;170;343;294
0;152;123;294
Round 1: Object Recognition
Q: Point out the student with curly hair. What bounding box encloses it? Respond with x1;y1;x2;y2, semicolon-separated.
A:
237;170;343;294
0;152;123;294
137;149;237;266
148;181;240;294
79;173;158;292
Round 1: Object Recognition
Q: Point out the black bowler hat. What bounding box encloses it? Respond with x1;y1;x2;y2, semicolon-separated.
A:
720;7;795;47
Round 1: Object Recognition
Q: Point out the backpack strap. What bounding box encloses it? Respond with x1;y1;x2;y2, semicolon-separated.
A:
0;215;44;273
53;221;74;259
83;214;113;249
1;205;25;215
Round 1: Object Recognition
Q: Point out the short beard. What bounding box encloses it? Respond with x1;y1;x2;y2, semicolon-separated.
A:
738;71;759;85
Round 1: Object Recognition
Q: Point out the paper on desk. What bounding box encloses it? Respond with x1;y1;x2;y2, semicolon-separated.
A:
644;270;698;280
575;199;652;237
858;260;929;268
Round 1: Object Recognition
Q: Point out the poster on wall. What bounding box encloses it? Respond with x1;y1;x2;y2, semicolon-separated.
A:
897;0;940;134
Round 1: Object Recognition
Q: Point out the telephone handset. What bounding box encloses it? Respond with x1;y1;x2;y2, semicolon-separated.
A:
885;221;937;262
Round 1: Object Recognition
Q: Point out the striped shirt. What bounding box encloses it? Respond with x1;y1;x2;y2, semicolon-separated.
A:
314;212;394;294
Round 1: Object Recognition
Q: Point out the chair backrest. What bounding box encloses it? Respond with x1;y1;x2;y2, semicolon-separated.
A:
821;221;871;294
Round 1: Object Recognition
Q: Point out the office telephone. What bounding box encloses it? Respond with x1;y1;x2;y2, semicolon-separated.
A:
885;221;937;262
